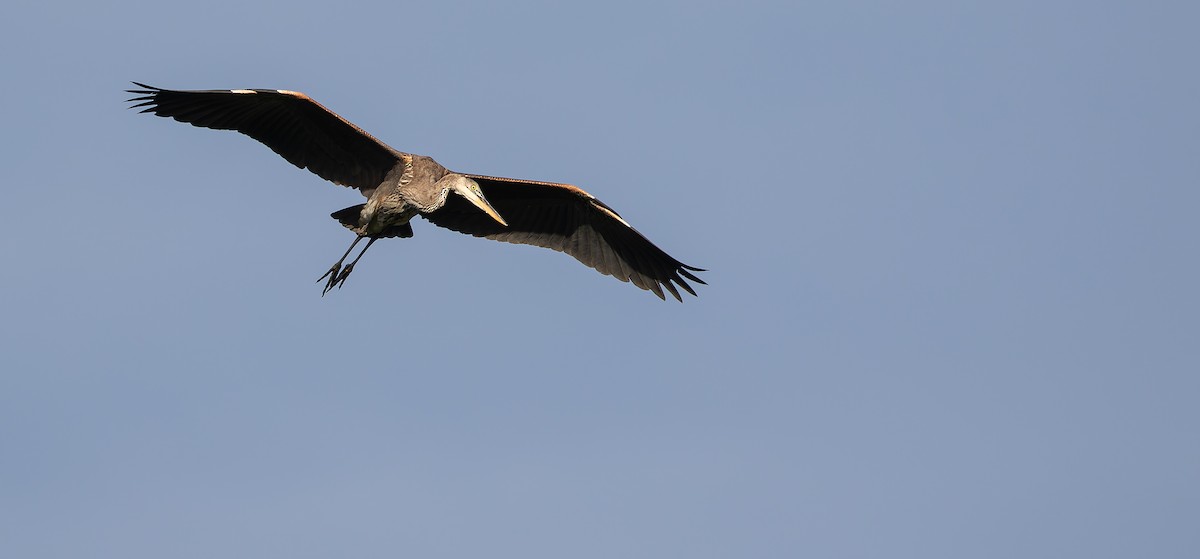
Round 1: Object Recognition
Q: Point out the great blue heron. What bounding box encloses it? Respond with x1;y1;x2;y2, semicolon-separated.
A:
126;83;704;300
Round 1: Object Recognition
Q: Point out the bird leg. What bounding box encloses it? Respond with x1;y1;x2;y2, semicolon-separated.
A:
318;236;378;295
333;237;377;290
318;235;363;295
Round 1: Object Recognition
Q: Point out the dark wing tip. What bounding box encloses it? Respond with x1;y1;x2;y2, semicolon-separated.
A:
125;82;159;98
663;266;702;301
678;266;706;285
125;82;158;106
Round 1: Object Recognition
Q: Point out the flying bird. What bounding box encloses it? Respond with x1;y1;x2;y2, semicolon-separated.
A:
126;83;704;300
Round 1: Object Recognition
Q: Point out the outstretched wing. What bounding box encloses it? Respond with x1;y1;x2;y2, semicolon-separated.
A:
422;174;705;301
126;82;401;191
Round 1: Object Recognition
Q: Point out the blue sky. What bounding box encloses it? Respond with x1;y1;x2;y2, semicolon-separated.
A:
1;1;1197;557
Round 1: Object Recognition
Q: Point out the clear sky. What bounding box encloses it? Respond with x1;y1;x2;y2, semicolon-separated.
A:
1;1;1197;557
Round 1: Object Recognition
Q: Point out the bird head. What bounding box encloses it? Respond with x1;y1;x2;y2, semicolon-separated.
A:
449;175;508;226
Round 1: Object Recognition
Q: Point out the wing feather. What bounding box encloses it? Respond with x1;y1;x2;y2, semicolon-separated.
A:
126;82;400;191
422;175;705;300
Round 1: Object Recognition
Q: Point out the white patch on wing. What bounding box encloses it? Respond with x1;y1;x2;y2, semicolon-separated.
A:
230;89;256;94
591;201;631;228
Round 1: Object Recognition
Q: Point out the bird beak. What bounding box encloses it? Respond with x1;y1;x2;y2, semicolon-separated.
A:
459;183;508;226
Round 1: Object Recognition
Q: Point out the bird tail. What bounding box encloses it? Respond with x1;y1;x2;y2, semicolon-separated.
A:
330;205;413;238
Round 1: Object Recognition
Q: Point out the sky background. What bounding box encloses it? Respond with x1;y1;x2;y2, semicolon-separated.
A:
1;1;1197;557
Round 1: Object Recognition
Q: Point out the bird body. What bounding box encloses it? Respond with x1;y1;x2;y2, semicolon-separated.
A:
354;154;465;237
127;83;703;300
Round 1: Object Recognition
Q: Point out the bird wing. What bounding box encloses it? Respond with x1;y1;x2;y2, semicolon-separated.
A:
126;83;401;191
421;174;705;301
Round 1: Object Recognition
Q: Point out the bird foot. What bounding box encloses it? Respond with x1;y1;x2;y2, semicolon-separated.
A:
318;263;355;296
317;264;340;294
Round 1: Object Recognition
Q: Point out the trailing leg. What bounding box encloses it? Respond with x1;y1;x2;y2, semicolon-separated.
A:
326;237;377;294
318;235;366;295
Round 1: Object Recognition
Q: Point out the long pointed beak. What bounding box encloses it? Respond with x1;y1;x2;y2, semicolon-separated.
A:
459;185;508;226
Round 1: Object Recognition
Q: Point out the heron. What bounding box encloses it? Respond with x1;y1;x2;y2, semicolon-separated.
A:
126;83;704;300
